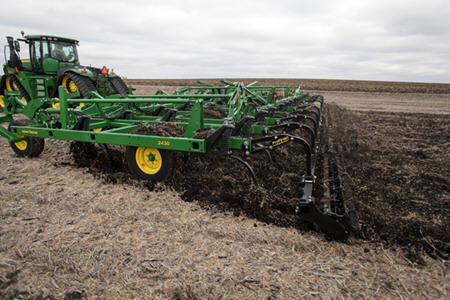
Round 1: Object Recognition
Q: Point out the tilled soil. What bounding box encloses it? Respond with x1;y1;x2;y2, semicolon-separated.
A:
326;105;449;262
60;104;449;262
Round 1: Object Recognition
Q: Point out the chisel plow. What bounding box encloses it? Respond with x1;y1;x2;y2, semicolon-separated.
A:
1;30;360;240
1;77;359;239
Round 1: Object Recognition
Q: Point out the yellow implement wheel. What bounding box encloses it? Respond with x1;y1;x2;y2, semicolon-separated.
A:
136;147;163;175
62;75;79;93
14;136;28;151
126;146;174;181
0;95;4;110
8;119;45;157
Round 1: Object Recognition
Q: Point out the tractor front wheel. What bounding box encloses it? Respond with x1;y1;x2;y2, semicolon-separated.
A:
8;120;45;157
125;146;174;181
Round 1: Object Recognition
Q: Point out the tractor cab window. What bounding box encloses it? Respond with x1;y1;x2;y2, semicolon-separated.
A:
30;40;49;72
18;40;30;61
42;41;49;58
49;41;78;63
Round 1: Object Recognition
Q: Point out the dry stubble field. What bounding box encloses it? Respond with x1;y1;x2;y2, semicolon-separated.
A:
0;79;449;299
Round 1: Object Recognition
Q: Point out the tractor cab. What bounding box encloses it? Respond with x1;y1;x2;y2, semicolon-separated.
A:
4;34;80;75
28;35;80;74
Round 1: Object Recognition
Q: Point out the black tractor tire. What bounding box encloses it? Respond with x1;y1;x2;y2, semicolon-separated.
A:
109;76;129;95
66;72;97;98
125;146;174;181
9;75;31;102
8;119;45;157
0;75;6;96
0;75;5;112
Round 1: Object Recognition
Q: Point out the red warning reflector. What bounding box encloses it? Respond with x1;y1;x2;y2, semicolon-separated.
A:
82;70;87;74
101;66;108;74
14;67;18;73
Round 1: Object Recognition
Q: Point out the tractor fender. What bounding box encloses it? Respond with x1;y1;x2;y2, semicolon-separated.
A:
85;66;102;83
108;73;121;79
55;65;93;79
69;68;94;77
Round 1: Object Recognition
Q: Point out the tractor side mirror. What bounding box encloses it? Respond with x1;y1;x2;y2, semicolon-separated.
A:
14;40;20;52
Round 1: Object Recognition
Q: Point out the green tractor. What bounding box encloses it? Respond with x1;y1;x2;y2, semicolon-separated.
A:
0;31;129;111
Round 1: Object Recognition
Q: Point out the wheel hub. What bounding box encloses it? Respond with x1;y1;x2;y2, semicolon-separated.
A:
14;135;27;151
135;147;162;175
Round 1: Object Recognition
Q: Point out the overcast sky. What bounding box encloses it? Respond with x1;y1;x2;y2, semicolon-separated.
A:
2;0;449;82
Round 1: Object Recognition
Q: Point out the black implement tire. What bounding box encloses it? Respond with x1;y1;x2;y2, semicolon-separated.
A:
8;119;45;157
109;76;129;95
125;146;174;181
66;72;96;98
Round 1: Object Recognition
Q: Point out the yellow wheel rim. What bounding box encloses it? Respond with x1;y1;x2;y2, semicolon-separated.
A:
93;128;102;132
69;80;78;92
5;76;18;92
135;147;162;175
4;77;27;105
14;135;27;151
62;75;79;93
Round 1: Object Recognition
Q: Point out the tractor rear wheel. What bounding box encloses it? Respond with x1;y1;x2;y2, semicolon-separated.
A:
8;119;45;157
6;75;31;102
125;146;174;181
63;72;96;98
109;77;129;95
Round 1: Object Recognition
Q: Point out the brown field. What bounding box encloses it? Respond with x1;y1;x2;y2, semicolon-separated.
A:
126;78;450;94
1;79;449;299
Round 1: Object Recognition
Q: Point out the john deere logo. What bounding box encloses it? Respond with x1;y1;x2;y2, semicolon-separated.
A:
22;130;38;135
272;136;289;147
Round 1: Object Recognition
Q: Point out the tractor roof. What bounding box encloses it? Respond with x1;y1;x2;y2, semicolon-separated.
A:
25;35;79;43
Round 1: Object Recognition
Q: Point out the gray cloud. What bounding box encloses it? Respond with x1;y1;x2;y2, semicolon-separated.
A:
1;0;449;82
